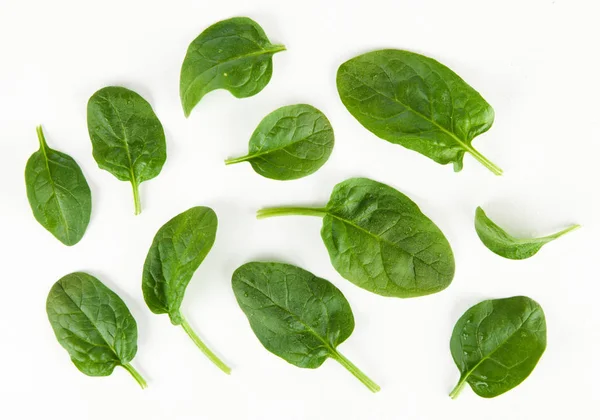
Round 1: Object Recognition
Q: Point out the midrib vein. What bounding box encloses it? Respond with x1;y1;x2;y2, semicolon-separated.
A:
40;142;71;241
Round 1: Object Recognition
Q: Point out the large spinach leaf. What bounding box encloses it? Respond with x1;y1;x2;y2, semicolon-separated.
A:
257;178;455;297
46;272;147;388
142;206;230;374
225;104;334;180
25;126;92;246
232;262;380;392
337;50;502;175
475;207;580;260
180;17;285;117
87;86;166;215
449;296;547;398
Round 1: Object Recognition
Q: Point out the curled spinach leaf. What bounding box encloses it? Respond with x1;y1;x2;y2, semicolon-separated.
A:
180;17;285;117
232;262;380;392
450;296;547;399
87;86;166;215
257;177;454;298
475;207;580;260
25;126;92;246
142;206;230;374
46;272;147;388
225;104;334;180
337;49;502;175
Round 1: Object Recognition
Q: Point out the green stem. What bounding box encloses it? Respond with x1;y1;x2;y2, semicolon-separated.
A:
331;349;380;393
131;181;141;215
36;125;49;150
257;206;328;219
180;314;231;375
122;363;147;389
449;376;467;399
466;146;503;176
224;155;250;165
545;224;581;240
269;44;287;54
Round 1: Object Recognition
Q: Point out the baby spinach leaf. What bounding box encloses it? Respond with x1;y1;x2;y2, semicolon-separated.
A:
257;177;455;298
449;296;546;399
180;17;285;117
46;272;147;388
337;49;502;175
232;262;380;392
142;206;230;374
475;207;580;260
87;86;166;215
225;104;334;180
25;126;92;246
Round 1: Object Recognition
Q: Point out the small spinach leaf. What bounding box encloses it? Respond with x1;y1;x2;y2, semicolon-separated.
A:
232;262;380;392
449;296;546;399
142;206;230;374
257;177;455;298
475;207;580;260
87;86;166;215
225;104;334;180
180;17;285;117
337;49;502;175
46;272;147;388
25;126;91;246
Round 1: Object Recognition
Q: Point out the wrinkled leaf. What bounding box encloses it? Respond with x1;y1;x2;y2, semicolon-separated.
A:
232;262;379;392
225;104;334;180
475;207;580;260
46;272;147;388
257;178;455;298
180;17;285;117
449;296;546;399
25;126;92;246
87;86;166;215
337;49;502;175
142;206;230;373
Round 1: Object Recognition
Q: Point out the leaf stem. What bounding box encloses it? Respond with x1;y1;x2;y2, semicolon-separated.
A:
466;146;503;176
36;125;49;150
449;376;467;399
224;155;250;165
331;349;380;393
180;315;231;374
257;206;328;219
131;181;142;215
545;224;581;240
122;363;147;389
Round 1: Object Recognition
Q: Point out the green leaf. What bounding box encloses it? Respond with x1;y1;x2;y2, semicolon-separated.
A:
337;49;502;175
87;86;167;215
180;17;285;117
142;206;230;374
475;207;580;260
232;262;380;392
46;272;147;388
257;177;455;298
25;126;92;246
449;296;547;399
225;104;334;180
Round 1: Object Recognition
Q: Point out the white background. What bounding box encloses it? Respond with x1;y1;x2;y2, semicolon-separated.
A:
1;0;598;419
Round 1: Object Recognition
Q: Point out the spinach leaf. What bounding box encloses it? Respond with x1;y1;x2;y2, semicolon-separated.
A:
225;104;334;180
337;49;502;175
449;296;546;399
25;126;92;246
475;207;580;260
232;262;380;392
142;206;230;374
46;272;147;388
87;86;166;215
180;17;285;117
257;177;455;298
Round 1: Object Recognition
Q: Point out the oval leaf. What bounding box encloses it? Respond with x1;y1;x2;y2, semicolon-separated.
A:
449;296;547;398
475;207;580;260
232;262;379;392
180;17;285;117
257;178;455;298
87;86;167;215
225;104;334;180
25;126;92;246
337;49;502;175
46;272;146;388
